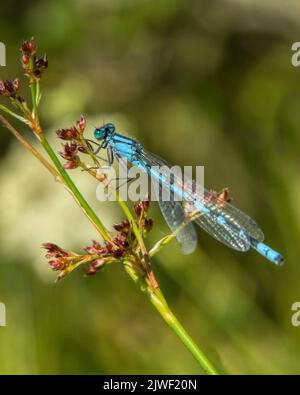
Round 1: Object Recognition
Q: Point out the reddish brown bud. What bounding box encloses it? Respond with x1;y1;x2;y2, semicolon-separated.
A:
76;115;86;133
48;259;66;271
60;141;80;169
28;40;36;53
34;54;48;77
112;249;124;259
59;142;78;160
21;38;36;55
144;218;153;233
84;240;113;256
134;196;150;216
0;79;20;97
114;219;131;234
42;241;106;280
12;79;20;91
56;127;79;140
42;243;71;273
134;201;143;216
113;235;128;248
84;240;102;254
42;242;69;258
21;39;47;81
105;234;129;259
85;259;105;276
92;259;105;269
63;160;79;169
85;266;96;276
84;240;114;257
103;242;113;254
114;235;127;247
0;81;6;96
42;242;58;251
22;54;29;65
142;196;150;212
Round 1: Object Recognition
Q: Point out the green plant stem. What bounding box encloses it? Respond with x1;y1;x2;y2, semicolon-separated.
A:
30;83;37;117
150;292;218;375
40;135;112;242
114;190;140;242
36;81;41;105
0;104;28;124
29;57;38;118
124;264;218;375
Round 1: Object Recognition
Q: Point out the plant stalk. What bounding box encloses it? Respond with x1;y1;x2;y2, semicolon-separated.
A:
124;264;218;375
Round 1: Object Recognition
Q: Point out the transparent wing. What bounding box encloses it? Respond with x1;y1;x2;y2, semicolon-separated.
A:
141;149;263;251
193;188;264;244
193;210;250;251
154;183;198;255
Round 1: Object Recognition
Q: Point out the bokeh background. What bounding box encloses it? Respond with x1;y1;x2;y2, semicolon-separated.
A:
0;0;300;374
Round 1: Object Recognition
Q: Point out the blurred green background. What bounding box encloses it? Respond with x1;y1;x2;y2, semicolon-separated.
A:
0;0;300;374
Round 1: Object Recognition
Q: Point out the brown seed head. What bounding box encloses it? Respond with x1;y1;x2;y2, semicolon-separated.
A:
0;79;20;97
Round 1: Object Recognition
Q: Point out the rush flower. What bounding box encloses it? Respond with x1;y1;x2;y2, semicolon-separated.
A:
144;218;153;233
21;38;37;56
85;259;105;276
42;242;110;280
43;196;154;280
56;127;80;140
21;38;48;81
76;115;86;135
59;142;80;169
63;160;80;170
33;54;48;78
43;242;68;258
134;196;150;216
133;196;153;236
85;236;129;260
84;240;114;256
0;79;20;97
114;219;131;235
56;115;86;142
84;240;103;254
42;242;72;276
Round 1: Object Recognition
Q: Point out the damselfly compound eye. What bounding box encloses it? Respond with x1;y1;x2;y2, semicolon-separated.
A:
94;127;106;140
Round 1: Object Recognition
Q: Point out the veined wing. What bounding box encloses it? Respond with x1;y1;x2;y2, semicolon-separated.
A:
154;185;198;255
192;208;250;251
194;188;264;243
140;149;262;251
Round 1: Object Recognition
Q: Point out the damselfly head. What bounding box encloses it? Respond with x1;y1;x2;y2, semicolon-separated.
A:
94;122;115;140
